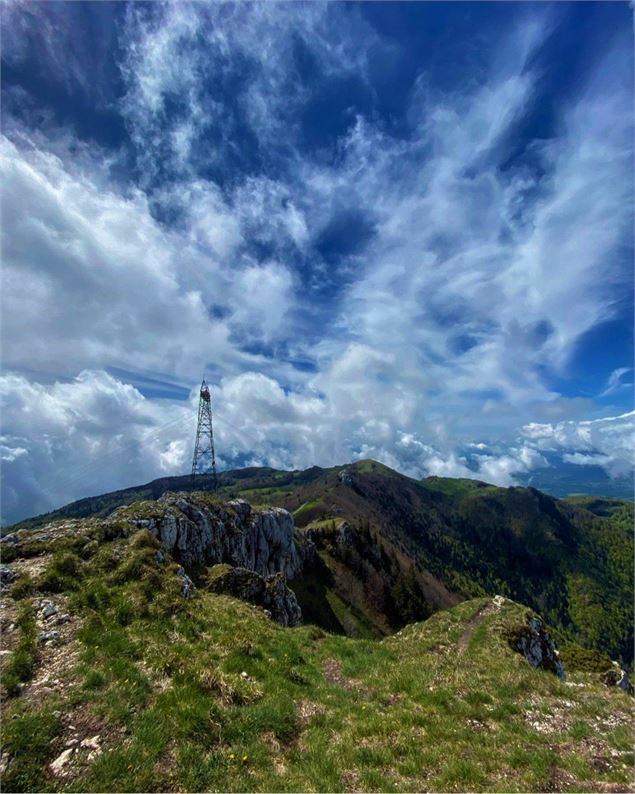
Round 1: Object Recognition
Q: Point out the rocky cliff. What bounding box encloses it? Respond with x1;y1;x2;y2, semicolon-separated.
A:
206;564;302;627
113;492;307;578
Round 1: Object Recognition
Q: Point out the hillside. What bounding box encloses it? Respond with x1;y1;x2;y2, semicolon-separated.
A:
8;462;634;665
1;503;633;793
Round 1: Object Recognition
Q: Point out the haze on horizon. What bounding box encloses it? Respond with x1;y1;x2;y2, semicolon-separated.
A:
1;1;633;525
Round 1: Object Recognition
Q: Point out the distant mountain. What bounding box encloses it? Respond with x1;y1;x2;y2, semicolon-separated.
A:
8;460;633;665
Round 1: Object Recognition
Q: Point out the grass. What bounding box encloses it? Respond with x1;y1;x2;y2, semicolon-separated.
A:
1;516;633;793
1;601;38;698
293;498;323;517
421;476;500;497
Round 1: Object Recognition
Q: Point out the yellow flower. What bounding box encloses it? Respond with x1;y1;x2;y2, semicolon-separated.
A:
229;753;235;760
242;755;248;763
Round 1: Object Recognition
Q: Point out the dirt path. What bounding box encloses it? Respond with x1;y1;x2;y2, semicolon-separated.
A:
456;597;503;655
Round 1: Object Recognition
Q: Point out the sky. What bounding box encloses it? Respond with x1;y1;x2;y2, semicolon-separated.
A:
1;1;633;525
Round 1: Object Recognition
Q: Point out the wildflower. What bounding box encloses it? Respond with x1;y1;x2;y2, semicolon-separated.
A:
229;753;235;760
242;755;248;763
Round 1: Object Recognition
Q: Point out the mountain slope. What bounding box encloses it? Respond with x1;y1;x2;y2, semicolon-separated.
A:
1;509;632;793
7;461;633;663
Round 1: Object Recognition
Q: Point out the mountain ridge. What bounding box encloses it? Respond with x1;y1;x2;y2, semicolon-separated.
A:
1;497;633;792
5;461;633;666
7;459;633;532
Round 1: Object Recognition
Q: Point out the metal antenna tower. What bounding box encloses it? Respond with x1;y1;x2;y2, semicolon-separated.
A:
191;379;217;489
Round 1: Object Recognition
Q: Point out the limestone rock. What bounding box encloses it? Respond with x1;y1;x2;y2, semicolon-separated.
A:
508;615;566;680
38;600;58;619
38;630;61;644
49;748;74;776
206;564;302;627
0;565;16;591
114;493;303;578
604;664;632;694
176;566;195;599
338;469;353;486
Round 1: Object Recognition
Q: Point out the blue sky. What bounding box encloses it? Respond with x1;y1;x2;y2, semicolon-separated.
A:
1;1;633;524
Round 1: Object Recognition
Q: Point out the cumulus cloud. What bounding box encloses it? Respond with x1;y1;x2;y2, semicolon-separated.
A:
1;4;632;522
0;371;190;522
522;412;635;479
1;365;632;526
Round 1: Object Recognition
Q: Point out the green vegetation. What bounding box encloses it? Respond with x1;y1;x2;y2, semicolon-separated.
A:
1;602;38;697
7;462;634;667
1;515;632;794
421;476;497;497
39;551;83;593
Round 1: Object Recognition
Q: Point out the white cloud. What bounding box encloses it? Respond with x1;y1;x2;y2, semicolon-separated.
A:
522;411;635;479
0;371;191;523
0;5;632;521
474;446;548;487
600;367;632;397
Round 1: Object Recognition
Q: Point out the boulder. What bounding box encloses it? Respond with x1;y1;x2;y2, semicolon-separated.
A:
206;564;302;627
0;565;16;590
176;566;195;599
508;615;566;680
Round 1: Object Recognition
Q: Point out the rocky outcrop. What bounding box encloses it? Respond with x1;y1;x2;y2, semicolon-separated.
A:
206;564;302;627
0;565;16;591
603;664;632;694
114;493;303;578
507;615;566;680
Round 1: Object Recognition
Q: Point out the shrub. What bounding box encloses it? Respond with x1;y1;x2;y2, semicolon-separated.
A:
40;551;83;593
112;548;159;584
129;529;160;550
560;643;613;673
10;575;34;600
83;669;106;690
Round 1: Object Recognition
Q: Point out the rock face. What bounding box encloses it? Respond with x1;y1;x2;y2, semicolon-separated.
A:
508;615;566;680
207;564;302;627
115;493;303;578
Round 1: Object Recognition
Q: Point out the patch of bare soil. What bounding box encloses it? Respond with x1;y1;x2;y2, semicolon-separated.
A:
381;692;402;707
153;742;178;790
341;768;363;792
580;783;635;793
10;556;51;580
0;598;19;657
22;595;80;707
296;698;326;725
47;702;128;781
322;658;362;690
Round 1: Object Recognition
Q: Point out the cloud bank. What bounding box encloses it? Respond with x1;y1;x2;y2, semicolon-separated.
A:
1;3;632;523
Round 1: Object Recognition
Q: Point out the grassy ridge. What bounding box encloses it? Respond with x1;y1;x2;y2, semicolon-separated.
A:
1;512;633;793
7;462;634;666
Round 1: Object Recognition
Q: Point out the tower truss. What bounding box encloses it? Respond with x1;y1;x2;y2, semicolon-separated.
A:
191;379;217;488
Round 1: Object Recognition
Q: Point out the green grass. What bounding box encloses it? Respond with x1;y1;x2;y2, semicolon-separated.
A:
1;602;38;697
421;476;500;497
351;459;400;477
2;507;633;793
292;498;323;517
